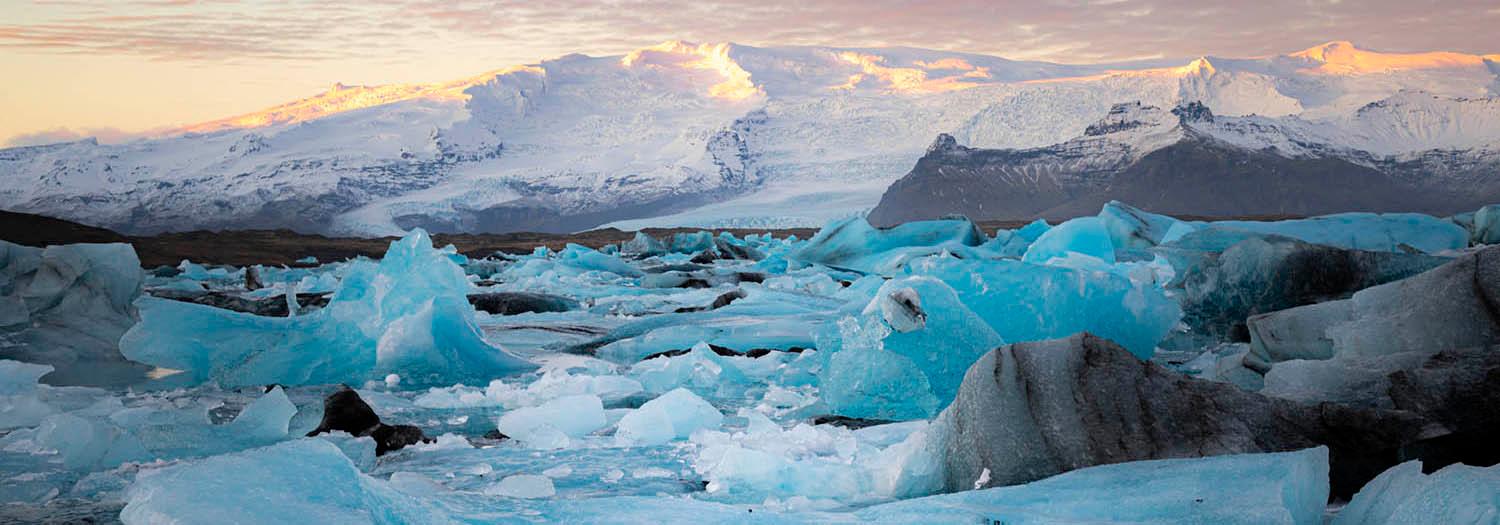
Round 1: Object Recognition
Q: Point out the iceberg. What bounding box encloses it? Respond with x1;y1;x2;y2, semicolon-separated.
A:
860;447;1330;525
120;439;442;525
616;388;724;445
1206;212;1467;254
484;474;557;499
1097;201;1194;253
1473;203;1500;245
495;394;606;449
905;256;1180;359
0;241;148;386
1022;216;1116;264
1334;461;1500;525
115;415;1332;525
120;230;534;387
790;216;988;275
817;277;1004;420
0;360;56;429
1172;235;1446;341
620;232;668;257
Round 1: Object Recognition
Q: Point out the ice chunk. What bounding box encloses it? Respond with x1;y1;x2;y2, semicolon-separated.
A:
670;231;716;254
1472;203;1500;245
1173;235;1445;342
224;386;298;442
1098;201;1194;252
496;394;606;449
628;342;751;394
484;474;556;499
816;276;1006;419
120;229;534;387
1247;246;1499;369
691;416;943;504
556;244;644;277
29;412;148;470
1208;212;1467;254
860;447;1330;525
906;257;1180;359
616;388;723;445
620;232;667;256
1334;461;1500;524
0;360;56;429
0;241;148;386
1023;216;1115;264
790;216;987;274
120;439;439;524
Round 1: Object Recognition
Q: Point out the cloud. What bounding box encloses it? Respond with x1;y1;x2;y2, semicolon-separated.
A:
4;126;162;147
0;0;1494;65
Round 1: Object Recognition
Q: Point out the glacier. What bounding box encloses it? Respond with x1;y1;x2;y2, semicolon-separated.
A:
3;41;1499;235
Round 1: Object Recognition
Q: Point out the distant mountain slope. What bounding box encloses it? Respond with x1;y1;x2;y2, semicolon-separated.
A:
1;40;1496;235
867;96;1500;225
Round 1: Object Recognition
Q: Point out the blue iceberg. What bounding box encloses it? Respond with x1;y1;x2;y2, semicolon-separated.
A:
120;230;533;387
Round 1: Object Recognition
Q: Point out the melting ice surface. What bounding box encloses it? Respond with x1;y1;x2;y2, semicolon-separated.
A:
0;203;1492;523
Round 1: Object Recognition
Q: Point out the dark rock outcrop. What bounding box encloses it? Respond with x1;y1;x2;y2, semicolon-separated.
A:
937;333;1424;499
307;386;432;455
466;291;579;315
867;102;1499;227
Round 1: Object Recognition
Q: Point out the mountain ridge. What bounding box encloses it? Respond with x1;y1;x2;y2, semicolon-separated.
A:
2;40;1496;235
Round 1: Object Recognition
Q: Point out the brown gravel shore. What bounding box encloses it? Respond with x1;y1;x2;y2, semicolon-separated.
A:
2;209;1294;268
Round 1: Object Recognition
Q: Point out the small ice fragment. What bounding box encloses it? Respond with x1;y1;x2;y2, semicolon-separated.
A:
602;469;625;483
543;465;573;478
462;463;494;477
973;468;991;490
633;467;674;479
384;374;400;388
485;475;556;499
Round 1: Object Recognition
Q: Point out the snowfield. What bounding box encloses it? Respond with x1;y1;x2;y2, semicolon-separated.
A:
1;41;1497;235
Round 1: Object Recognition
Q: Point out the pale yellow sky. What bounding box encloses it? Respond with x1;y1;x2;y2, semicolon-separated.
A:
2;0;1497;146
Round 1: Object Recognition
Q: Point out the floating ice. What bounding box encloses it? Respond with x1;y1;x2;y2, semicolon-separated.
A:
616;388;723;446
0;241;147;386
857;447;1330;525
120;230;534;387
790;216;987;275
485;474;556;499
1472;204;1500;245
817;277;1004;420
0;360;56;429
556;244;644;277
690;414;943;505
495;394;606;449
1023;216;1116;265
1207;212;1467;254
120;439;439;524
905;256;1180;359
1333;460;1500;524
1098;201;1194;253
621;232;668;256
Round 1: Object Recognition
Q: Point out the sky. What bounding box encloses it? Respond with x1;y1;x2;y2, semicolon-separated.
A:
1;0;1497;146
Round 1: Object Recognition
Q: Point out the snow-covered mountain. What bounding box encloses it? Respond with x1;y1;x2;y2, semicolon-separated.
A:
867;93;1500;225
2;40;1497;235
